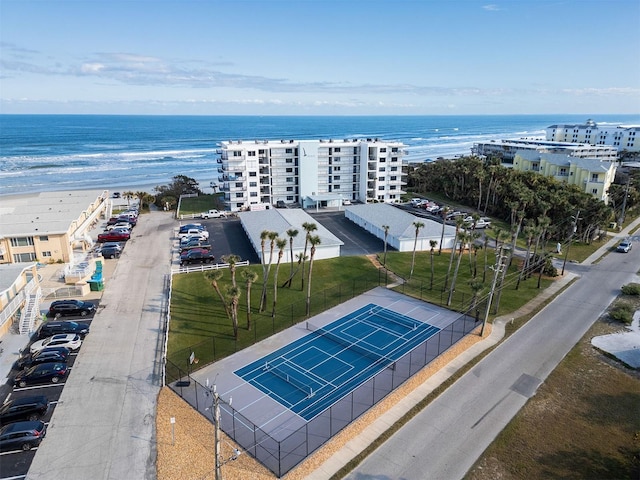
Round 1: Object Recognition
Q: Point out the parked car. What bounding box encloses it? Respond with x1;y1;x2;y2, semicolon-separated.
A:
0;395;50;425
98;231;130;242
180;241;211;253
180;233;209;246
178;223;204;234
616;239;632;253
37;321;90;339
105;222;132;231
49;299;96;318
463;216;492;229
101;245;121;259
178;228;209;240
179;247;210;259
14;363;68;387
15;347;70;370
0;421;47;451
30;334;82;354
180;249;215;266
200;209;227;219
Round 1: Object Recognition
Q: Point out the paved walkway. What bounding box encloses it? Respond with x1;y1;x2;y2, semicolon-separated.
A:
309;216;640;480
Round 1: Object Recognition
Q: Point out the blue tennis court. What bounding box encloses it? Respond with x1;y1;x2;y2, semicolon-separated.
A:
235;303;441;421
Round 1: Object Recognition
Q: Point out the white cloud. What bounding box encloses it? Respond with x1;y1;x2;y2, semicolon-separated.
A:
482;4;501;11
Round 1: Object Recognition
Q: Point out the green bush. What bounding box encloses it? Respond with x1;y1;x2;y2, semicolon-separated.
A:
621;283;640;296
609;303;634;324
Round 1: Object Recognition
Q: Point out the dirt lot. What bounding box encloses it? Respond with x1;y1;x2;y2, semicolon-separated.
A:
465;316;640;480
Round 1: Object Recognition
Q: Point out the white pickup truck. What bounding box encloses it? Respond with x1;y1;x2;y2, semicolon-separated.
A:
200;209;227;219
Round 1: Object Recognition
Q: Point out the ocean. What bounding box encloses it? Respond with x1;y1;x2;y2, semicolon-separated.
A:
1;114;639;197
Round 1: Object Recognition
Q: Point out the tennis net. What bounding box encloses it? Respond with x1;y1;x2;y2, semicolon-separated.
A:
264;361;315;398
306;322;395;369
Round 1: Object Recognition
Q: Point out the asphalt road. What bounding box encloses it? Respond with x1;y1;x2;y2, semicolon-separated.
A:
345;234;640;479
25;209;175;480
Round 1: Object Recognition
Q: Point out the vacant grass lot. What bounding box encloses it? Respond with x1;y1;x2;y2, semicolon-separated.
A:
465;312;640;480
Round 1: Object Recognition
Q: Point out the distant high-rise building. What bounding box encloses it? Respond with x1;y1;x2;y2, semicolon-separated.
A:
217;138;406;211
546;119;639;152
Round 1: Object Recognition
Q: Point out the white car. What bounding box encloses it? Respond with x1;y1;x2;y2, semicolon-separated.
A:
179;234;209;246
463;216;492;229
30;334;82;354
178;229;209;240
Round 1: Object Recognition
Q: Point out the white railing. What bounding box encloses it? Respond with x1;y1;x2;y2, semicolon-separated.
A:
20;286;42;335
0;276;40;332
170;260;249;275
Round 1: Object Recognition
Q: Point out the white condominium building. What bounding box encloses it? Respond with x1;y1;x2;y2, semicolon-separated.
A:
546;119;640;152
217;138;406;211
472;139;618;162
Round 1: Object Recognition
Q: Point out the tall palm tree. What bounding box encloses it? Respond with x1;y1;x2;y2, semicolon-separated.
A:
272;238;287;319
516;224;536;289
305;235;321;316
226;285;240;339
447;230;468;306
300;222;317;290
409;221;424;280
220;254;241;289
240;269;258;331
445;216;465;290
438;206;451;255
135;191;148;209
258;230;270;311
284;228;298;288
259;232;279;311
382;225;390;266
123;191;135;207
468;279;485;317
204;270;230;319
429;239;437;290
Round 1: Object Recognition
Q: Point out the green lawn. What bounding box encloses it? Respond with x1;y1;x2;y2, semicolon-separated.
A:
167;247;556;376
178;194;224;216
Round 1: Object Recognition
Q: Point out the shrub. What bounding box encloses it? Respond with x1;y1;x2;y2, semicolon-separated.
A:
621;283;640;296
609;303;634;324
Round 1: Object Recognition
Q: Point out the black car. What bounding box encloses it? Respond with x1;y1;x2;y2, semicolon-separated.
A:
37;320;90;339
0;421;47;451
16;347;70;370
14;363;68;388
101;245;121;259
48;299;96;318
0;395;50;425
180;249;215;266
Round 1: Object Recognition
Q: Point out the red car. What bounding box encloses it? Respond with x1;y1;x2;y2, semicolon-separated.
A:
97;231;130;242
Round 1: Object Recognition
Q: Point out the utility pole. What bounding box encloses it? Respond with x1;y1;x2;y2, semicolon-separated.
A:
481;247;506;337
561;209;581;276
205;379;240;480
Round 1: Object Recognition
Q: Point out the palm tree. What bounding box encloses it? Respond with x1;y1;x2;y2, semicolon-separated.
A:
123;191;135;207
409;221;424;280
240;269;258;331
438;207;451;255
220;254;241;289
227;285;240;339
516;225;536;289
258;230;270;311
382;225;390;266
284;228;298;288
300;222;317;290
468;279;485;318
447;230;468;306
429;239;437;290
272;238;287;319
305;235;321;316
445;216;466;290
135;191;148;210
204;270;230;318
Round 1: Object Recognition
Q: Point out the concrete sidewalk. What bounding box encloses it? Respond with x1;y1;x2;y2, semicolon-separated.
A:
307;215;640;480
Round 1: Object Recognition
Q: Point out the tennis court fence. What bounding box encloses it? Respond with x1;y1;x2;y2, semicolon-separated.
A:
166;310;479;477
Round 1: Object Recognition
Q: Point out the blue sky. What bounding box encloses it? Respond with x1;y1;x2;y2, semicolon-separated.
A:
1;0;639;115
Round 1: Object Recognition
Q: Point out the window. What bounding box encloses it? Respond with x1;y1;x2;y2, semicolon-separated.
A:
559;168;567;176
390;166;398;172
249;182;257;187
285;148;293;154
379;157;386;162
287;187;294;192
286;158;293;163
591;174;599;182
334;147;341;152
378;176;385;181
235;193;244;198
286;177;293;182
39;236;49;241
287;196;294;201
334;166;341;171
259;149;266;155
11;237;34;247
380;148;386;152
334;175;340;181
250;192;257;197
249;171;257;177
14;253;36;262
378;186;385;191
592;188;598;194
42;251;52;257
235;182;243;188
334;185;340;189
248;151;256;156
286;168;293;173
233;151;242;157
390;176;397;181
378;167;385;172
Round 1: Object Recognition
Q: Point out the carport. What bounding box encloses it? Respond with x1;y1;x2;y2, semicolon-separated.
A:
345;203;457;252
303;193;344;211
